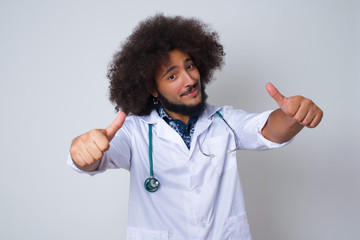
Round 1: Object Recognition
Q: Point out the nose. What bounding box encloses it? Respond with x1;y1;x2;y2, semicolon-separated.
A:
181;70;195;86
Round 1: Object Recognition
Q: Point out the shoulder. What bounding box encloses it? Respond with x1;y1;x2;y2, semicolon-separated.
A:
114;114;144;138
120;109;161;131
203;104;249;120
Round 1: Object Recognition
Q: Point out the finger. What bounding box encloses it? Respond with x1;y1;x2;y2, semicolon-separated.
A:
105;112;126;140
72;152;87;168
309;109;323;128
292;99;313;124
299;108;316;127
87;141;105;160
70;142;87;167
265;82;287;107
93;131;110;152
79;148;95;166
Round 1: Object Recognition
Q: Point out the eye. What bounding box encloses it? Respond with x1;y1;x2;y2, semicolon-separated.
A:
186;64;193;70
168;74;175;80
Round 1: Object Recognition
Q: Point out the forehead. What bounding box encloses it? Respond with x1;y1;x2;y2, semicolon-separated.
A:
161;49;191;68
154;49;191;80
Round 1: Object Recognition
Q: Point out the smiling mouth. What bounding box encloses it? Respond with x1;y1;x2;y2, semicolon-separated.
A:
181;83;199;97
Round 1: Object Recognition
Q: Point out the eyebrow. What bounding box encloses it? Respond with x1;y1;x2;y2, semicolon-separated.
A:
161;58;193;78
161;66;177;78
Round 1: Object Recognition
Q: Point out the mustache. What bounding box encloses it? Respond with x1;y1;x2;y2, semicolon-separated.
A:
180;82;199;96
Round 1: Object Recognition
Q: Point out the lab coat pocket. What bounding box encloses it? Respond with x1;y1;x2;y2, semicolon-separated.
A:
209;134;236;174
127;227;168;240
225;213;252;240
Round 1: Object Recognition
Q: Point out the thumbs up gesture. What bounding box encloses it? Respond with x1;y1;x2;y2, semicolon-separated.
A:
262;83;323;143
70;112;126;171
266;82;323;128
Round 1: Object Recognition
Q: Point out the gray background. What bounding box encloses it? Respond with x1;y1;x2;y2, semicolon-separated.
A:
1;0;359;239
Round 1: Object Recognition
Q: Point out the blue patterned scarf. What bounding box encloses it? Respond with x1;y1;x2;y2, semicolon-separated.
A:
157;105;198;149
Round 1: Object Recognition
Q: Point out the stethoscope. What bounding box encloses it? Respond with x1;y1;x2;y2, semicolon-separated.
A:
144;111;239;192
144;124;160;192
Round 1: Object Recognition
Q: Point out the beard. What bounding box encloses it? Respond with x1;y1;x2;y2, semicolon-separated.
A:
157;85;207;118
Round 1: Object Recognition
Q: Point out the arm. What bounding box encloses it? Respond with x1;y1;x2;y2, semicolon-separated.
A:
69;112;126;172
261;83;323;143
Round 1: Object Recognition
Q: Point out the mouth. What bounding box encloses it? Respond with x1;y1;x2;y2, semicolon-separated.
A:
181;83;199;97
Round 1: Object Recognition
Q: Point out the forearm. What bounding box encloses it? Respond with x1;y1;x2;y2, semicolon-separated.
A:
261;109;304;143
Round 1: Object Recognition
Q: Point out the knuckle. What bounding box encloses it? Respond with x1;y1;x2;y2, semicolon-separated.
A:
72;154;86;167
94;152;104;161
90;129;106;141
100;142;110;152
89;129;103;138
289;111;296;117
287;108;297;117
303;98;313;106
293;115;302;123
292;95;303;102
77;160;86;167
84;158;94;165
70;146;82;158
79;133;90;142
88;129;98;137
69;146;77;156
302;119;310;126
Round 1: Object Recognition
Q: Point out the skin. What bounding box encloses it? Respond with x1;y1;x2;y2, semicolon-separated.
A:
152;49;202;124
262;82;323;143
69;49;323;171
70;112;126;172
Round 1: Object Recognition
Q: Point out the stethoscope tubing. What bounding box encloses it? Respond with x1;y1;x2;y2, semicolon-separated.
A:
144;124;160;192
144;111;238;192
148;124;154;177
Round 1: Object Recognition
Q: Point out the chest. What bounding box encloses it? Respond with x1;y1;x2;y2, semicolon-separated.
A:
129;119;238;186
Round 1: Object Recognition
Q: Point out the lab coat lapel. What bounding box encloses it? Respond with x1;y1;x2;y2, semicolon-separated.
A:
189;104;220;157
156;120;184;145
140;109;185;146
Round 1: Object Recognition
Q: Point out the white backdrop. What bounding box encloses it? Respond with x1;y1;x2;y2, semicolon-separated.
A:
1;0;359;239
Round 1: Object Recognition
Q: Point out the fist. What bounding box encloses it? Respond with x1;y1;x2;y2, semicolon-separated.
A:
70;112;126;170
266;82;323;128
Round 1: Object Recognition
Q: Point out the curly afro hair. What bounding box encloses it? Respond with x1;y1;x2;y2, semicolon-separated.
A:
107;13;225;115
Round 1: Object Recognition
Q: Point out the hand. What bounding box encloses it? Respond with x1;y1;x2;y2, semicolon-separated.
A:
266;82;323;128
70;112;126;170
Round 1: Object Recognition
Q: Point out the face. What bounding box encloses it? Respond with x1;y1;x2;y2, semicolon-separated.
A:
153;49;206;119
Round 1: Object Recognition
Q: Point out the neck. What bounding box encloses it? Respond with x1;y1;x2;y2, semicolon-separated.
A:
163;107;190;124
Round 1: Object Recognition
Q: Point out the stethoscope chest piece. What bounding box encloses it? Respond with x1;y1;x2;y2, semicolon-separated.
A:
144;177;160;192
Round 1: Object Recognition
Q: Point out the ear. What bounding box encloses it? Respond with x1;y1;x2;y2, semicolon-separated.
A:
152;90;158;98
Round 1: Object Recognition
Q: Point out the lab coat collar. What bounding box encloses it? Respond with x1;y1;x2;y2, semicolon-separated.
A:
139;104;221;124
139;109;161;125
199;104;221;121
138;104;222;147
139;107;184;145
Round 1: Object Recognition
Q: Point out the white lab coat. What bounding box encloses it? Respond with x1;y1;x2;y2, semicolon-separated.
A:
68;104;289;240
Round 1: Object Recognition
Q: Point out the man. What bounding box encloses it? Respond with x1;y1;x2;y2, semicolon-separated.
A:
68;14;323;240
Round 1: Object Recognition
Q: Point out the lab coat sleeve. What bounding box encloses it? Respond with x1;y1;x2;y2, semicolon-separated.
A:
222;106;293;150
67;117;133;175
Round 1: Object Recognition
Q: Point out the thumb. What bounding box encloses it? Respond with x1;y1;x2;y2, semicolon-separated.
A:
265;82;287;107
105;112;126;141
